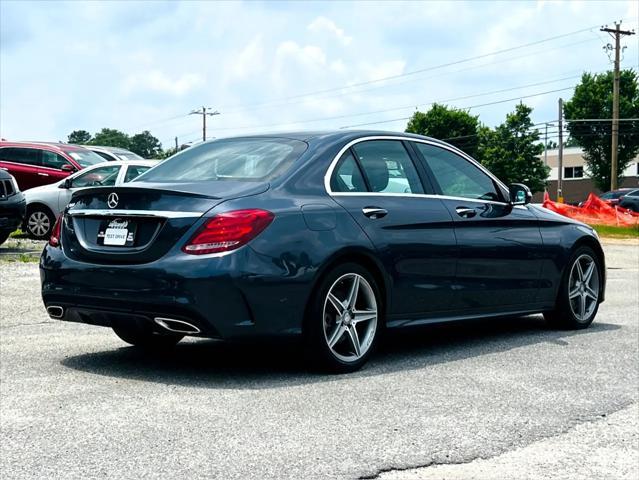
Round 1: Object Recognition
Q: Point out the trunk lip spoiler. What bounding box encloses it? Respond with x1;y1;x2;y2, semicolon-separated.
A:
66;209;203;219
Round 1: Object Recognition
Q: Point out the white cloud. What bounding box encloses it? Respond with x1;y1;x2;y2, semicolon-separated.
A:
307;16;352;46
231;36;265;80
122;70;204;96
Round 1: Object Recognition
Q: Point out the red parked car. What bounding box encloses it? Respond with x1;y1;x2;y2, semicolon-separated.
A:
0;141;105;191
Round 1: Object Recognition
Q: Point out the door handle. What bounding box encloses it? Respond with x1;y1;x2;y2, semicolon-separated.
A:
362;207;388;219
38;172;49;177
455;207;477;218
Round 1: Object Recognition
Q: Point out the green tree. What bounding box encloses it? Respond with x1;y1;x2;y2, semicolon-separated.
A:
90;128;131;149
405;103;480;157
476;103;549;194
67;130;92;144
563;70;639;191
129;130;162;158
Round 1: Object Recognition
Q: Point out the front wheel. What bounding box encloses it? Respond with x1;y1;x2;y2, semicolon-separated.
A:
544;246;602;329
305;263;381;373
25;207;54;240
112;323;183;350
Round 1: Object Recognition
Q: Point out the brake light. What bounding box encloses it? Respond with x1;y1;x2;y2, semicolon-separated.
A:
49;215;62;247
182;209;274;255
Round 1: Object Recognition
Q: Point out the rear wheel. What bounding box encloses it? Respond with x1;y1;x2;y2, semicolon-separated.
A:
25;206;54;240
544;246;602;329
305;263;381;373
112;323;183;349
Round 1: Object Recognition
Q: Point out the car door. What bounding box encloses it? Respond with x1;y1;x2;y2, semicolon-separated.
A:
57;164;121;212
328;139;457;317
0;147;42;190
412;141;543;311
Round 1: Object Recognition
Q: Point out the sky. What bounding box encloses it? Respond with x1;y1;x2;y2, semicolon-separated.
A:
1;0;638;149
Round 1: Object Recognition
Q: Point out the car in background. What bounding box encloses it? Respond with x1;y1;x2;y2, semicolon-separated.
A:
0;141;105;191
598;188;636;206
83;145;146;162
23;160;155;239
619;188;639;212
0;171;25;245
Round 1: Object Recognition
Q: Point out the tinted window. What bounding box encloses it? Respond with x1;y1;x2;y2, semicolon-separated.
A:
627;189;639;197
351;141;423;194
62;149;106;167
0;147;41;166
330;151;367;192
71;165;120;188
42;151;70;170
124;165;151;183
137;138;307;183
415;143;500;201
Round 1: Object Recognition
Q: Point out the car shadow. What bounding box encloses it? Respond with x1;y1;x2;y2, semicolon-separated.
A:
61;316;620;389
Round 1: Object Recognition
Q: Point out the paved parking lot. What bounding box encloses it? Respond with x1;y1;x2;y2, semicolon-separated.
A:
1;241;637;479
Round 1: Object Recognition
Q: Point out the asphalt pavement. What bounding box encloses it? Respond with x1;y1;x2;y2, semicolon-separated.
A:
0;240;637;479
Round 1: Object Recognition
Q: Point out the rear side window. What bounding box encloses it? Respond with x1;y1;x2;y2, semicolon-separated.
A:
414;143;501;201
124;165;150;183
137;138;307;183
0;147;41;166
330;151;367;192
351;140;424;194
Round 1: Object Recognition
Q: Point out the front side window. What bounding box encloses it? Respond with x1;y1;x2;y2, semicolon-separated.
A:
351;140;424;194
0;147;41;166
93;151;114;162
415;143;501;201
137;138;307;183
42;151;71;170
71;165;120;188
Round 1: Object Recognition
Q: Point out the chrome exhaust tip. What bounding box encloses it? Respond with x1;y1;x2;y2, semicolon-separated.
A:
47;306;64;319
153;317;201;334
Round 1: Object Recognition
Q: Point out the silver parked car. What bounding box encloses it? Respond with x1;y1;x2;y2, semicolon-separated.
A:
23;160;156;239
81;145;146;162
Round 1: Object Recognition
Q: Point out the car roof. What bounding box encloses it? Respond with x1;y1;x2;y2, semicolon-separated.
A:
206;130;448;145
0;141;92;152
83;145;138;154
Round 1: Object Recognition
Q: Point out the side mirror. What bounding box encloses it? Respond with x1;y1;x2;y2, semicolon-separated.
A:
509;183;532;205
61;164;75;172
59;178;72;189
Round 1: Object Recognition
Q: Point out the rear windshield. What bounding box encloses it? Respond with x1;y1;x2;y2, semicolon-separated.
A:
136;138;307;183
63;149;105;168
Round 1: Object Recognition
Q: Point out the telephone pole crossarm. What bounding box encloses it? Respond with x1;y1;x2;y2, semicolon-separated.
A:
189;107;221;142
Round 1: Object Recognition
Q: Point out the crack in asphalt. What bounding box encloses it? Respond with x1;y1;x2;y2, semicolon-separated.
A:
358;401;638;480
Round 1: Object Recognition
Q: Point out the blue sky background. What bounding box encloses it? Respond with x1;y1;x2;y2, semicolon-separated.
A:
1;0;638;149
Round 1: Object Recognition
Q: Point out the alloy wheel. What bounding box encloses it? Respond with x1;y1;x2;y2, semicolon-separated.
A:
568;254;599;322
322;273;378;363
27;211;51;238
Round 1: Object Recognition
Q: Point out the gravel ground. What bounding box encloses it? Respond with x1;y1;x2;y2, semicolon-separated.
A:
0;241;637;479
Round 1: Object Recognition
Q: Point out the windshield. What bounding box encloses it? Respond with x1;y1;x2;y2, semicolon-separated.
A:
117;151;145;161
136;138;307;183
64;149;106;168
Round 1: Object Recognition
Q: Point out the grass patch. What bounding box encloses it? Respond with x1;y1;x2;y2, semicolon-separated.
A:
9;229;29;239
592;224;639;239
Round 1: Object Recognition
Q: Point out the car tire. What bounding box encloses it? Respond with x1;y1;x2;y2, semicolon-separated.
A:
112;322;183;350
0;231;10;246
305;263;382;373
544;246;602;330
25;206;55;240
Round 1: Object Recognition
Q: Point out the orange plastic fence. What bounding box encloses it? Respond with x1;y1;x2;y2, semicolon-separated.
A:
542;192;639;227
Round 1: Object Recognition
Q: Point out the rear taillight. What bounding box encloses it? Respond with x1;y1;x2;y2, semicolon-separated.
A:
49;215;62;247
182;209;274;255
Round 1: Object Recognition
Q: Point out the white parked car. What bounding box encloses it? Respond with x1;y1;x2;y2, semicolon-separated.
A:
23;160;156;239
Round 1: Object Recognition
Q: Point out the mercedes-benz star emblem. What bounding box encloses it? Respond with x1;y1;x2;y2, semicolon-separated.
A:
107;192;119;209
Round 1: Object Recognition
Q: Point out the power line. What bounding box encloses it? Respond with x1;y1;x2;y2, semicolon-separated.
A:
214;24;604;113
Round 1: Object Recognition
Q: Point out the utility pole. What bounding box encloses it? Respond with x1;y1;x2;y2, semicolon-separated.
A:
557;98;563;203
174;136;178;151
601;21;635;190
189;106;220;142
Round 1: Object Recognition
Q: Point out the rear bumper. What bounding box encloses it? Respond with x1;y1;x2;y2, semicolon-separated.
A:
40;243;311;340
